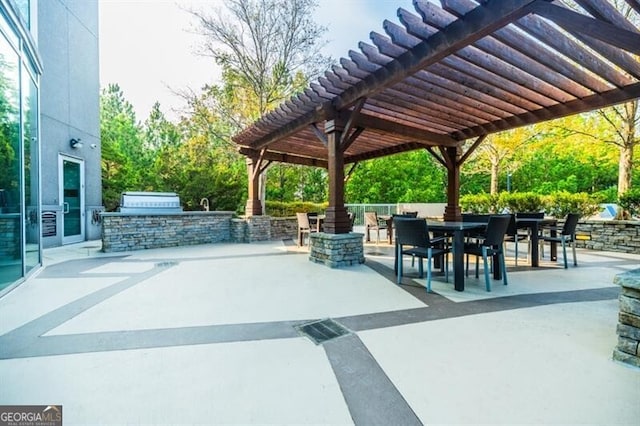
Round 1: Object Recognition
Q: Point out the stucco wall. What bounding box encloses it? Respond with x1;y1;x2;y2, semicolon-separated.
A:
39;0;102;247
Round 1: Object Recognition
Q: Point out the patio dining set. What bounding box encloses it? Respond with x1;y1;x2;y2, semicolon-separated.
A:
390;211;580;292
297;210;580;293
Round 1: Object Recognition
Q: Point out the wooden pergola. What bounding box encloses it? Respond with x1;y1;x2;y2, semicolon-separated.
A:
233;0;640;234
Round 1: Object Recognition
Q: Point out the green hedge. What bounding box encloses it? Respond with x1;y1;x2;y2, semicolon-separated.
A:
265;200;328;217
460;191;600;218
498;192;545;213
544;191;600;218
459;193;498;213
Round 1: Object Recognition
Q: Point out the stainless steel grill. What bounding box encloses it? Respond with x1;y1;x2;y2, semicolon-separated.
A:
118;192;183;214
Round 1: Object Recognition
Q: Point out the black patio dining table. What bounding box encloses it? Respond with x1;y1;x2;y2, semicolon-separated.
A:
427;221;488;292
394;220;488;292
515;217;558;266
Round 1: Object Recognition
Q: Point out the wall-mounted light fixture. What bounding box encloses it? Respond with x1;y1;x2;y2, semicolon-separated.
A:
70;138;83;149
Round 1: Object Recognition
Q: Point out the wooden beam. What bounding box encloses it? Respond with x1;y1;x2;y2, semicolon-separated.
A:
452;82;640;140
532;2;640;54
342;127;365;152
331;0;540;111
458;135;487;166
424;1;592;99
355;113;459;146
442;0;612;93
439;146;456;170
344;162;359;183
344;142;425;163
258;160;272;176
425;146;448;168
515;14;634;89
309;123;328;146
341;98;366;146
238;148;328;168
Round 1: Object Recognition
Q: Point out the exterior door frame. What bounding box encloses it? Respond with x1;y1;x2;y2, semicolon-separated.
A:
59;154;85;244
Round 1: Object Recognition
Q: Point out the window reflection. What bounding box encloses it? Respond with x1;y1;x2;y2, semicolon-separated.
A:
0;37;22;288
24;74;39;274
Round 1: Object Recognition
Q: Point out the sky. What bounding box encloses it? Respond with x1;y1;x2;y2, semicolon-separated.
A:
99;0;415;122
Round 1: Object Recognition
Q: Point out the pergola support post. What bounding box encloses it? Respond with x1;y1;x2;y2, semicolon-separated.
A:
323;118;351;234
245;156;263;216
443;146;462;221
306;117;364;268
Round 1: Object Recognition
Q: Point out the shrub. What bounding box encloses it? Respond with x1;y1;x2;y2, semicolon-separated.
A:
265;200;328;217
498;192;545;213
618;188;640;218
544;191;600;218
460;193;497;213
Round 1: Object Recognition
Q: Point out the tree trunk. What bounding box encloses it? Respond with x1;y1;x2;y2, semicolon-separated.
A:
490;159;499;195
615;101;636;220
618;144;633;196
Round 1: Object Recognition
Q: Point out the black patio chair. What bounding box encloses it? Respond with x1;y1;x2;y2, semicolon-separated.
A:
539;213;580;268
504;214;529;266
463;214;511;291
394;217;449;293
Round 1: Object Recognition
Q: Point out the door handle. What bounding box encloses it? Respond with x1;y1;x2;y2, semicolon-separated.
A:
63;202;69;214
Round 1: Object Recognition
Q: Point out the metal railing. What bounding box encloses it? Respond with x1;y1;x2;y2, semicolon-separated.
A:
346;204;397;226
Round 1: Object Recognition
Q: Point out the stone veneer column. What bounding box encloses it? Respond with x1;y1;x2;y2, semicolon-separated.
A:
309;232;365;268
613;268;640;368
244;215;272;242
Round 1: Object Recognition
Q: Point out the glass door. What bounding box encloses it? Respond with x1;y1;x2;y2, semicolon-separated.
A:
59;156;84;244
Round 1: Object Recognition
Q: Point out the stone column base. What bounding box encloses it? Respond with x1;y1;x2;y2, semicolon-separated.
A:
613;269;640;368
309;232;365;268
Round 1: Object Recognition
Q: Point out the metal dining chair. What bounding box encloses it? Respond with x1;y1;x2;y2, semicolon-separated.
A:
503;214;529;266
463;214;511;291
539;213;580;268
296;212;317;247
394;217;449;293
364;211;387;244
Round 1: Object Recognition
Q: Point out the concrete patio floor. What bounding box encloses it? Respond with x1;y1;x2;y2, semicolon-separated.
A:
0;238;639;425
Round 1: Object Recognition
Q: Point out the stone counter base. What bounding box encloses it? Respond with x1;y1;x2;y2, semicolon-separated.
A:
101;212;234;252
309;232;365;268
613;269;640;368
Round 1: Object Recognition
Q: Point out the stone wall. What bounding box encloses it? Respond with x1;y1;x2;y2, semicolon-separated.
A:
613;269;640;368
574;220;639;254
101;211;234;252
270;217;297;240
309;232;365;268
230;219;247;243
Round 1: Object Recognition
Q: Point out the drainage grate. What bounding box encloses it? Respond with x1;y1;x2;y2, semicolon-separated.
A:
155;261;178;268
296;319;352;345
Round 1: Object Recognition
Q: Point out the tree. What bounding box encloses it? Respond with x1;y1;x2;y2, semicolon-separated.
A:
100;84;146;210
0;53;20;206
551;104;639;216
345;151;446;203
463;126;540;195
144;102;181;150
188;0;331;211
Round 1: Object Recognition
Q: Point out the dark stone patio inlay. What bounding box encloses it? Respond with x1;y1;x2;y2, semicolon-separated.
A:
296;319;351;345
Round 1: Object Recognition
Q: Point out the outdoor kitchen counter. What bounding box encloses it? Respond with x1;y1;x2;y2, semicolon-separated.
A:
100;211;234;252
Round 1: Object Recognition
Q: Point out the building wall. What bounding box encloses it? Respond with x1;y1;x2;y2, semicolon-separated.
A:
38;0;101;247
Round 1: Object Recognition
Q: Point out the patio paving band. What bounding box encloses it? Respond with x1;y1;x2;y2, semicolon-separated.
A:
1;247;634;425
